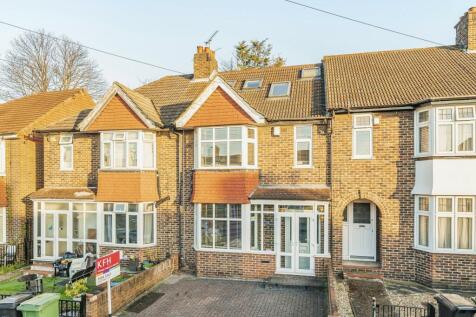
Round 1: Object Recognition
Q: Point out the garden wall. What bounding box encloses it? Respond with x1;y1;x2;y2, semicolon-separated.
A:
86;254;178;317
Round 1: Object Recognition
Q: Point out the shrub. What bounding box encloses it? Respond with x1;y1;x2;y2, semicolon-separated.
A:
64;278;88;298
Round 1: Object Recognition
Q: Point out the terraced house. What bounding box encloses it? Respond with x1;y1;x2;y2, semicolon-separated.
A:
0;89;94;260
25;7;476;289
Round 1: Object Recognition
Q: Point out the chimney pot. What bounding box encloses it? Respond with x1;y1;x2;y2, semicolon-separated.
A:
193;45;218;80
197;46;204;53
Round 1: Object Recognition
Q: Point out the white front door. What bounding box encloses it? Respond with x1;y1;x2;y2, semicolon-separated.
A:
43;211;68;258
276;212;315;275
345;202;376;261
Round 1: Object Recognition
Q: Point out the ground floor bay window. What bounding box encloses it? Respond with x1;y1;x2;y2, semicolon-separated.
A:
415;195;476;253
33;201;156;259
195;200;329;276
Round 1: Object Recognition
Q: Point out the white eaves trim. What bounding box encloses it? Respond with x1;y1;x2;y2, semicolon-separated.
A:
175;76;266;128
78;83;156;131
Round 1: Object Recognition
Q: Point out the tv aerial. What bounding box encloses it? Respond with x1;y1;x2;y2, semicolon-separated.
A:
205;30;219;48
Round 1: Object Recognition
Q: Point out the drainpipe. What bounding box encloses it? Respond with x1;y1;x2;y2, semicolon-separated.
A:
171;128;186;268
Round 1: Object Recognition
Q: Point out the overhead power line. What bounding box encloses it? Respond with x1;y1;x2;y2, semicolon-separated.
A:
284;0;447;46
0;20;186;74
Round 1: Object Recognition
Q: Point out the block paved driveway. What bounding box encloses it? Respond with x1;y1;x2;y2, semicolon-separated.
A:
119;274;328;317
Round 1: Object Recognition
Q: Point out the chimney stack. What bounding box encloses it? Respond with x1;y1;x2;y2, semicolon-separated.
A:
455;7;476;52
193;46;218;80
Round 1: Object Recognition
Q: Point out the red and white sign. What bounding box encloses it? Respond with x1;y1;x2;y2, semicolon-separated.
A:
96;251;121;286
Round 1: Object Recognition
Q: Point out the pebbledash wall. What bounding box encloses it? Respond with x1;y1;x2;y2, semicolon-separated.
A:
41;130;180;262
182;123;331;279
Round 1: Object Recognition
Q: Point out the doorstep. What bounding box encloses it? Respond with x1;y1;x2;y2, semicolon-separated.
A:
342;260;383;280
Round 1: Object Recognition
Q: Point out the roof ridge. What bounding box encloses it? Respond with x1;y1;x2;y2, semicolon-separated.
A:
323;45;459;59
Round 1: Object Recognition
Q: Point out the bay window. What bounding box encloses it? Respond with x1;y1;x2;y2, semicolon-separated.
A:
101;131;156;169
416;105;476;156
415;195;475;253
102;202;156;246
294;125;312;167
198;203;242;250
352;114;373;159
197;126;257;168
59;134;73;171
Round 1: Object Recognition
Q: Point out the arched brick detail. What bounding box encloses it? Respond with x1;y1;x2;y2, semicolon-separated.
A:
334;190;387;219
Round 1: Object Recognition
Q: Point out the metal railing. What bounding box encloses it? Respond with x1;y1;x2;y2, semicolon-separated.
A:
372;297;435;317
0;244;21;266
59;294;87;317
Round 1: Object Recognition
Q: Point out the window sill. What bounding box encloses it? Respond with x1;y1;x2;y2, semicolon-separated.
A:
351;157;373;160
99;168;157;172
293;165;313;169
100;243;156;248
195;247;275;255
60;169;74;172
193;167;260;171
413;246;476;255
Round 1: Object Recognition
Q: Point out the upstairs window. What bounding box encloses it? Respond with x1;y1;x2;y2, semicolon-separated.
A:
352;114;373;159
301;67;321;79
436;106;475;155
0;139;5;176
197;126;257;169
59;134;73;171
101;131;156;170
269;82;290;97
294;125;312;167
243;80;262;89
416;110;430;154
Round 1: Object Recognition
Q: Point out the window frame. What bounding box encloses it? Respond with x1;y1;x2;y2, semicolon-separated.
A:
100;131;156;170
197;203;243;250
250;203;275;252
196;126;258;169
414;195;476;254
101;202;156;247
301;67;321;79
415;110;430;155
243;79;262;89
294;125;313;168
59;133;74;171
352;114;373;160
268;82;291;97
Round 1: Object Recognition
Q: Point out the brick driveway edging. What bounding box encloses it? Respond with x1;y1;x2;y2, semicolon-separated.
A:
86;254;178;317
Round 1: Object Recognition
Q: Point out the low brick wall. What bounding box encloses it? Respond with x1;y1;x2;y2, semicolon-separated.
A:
327;265;339;317
86;254;178;317
315;257;331;278
196;251;275;279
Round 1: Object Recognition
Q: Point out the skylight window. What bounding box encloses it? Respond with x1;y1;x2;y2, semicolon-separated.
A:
269;82;291;97
243;80;262;89
301;67;321;79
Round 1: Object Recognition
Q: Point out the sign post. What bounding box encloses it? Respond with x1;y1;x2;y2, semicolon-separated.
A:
96;251;121;317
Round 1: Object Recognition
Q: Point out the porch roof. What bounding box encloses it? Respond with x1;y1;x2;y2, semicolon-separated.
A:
249;185;330;201
29;187;96;200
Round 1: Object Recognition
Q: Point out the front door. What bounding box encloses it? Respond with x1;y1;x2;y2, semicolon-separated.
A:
347;202;376;261
43;212;68;258
277;212;315;275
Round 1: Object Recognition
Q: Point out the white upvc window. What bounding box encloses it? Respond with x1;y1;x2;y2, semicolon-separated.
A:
101;131;156;170
59;134;73;171
352;114;373;159
0;207;5;243
415;195;476;254
0;139;5;176
250;203;275;251
294;125;312;167
198;203;242;250
416;110;430;155
102;202;156;246
197;126;257;169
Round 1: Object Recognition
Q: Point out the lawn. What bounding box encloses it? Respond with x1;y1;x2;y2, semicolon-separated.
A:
0;276;98;299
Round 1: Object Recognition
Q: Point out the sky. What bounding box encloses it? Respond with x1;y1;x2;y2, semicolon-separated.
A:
0;0;474;90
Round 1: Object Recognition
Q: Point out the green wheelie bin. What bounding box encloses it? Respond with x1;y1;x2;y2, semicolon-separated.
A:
17;293;60;317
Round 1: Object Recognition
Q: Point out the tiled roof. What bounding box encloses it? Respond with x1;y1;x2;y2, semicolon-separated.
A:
29;187;96;200
250;185;330;201
0;89;85;134
136;64;325;125
39;109;92;132
114;82;163;127
323;46;476;110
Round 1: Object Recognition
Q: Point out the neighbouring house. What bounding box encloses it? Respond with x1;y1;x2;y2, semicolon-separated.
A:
0;89;94;260
27;7;476;289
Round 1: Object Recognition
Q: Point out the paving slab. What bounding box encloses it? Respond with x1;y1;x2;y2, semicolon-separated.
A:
119;274;328;317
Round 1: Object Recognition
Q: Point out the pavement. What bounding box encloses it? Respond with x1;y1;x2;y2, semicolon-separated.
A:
118;273;328;317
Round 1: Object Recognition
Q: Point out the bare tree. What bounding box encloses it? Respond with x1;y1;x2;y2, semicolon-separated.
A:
0;30;106;100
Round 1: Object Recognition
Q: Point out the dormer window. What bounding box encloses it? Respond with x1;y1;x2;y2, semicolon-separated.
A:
101;131;156;170
59;133;73;171
243;80;262;89
269;82;291;97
